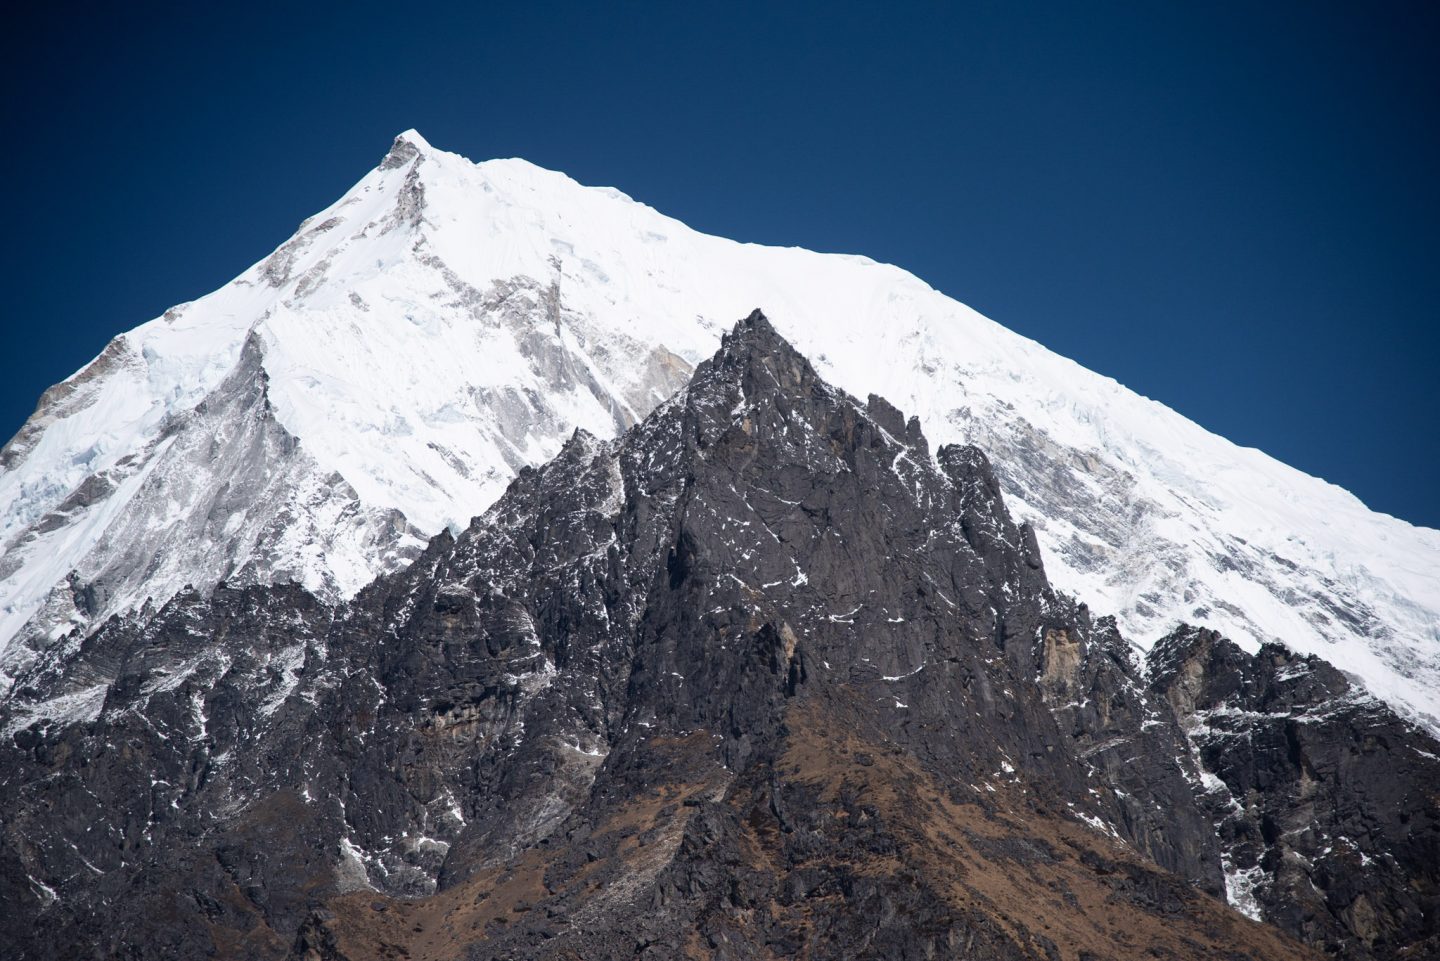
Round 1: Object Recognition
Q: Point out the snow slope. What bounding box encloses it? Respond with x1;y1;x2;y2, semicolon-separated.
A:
2;130;1437;731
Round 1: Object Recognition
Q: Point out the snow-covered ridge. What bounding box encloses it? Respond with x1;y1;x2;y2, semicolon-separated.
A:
2;129;1437;731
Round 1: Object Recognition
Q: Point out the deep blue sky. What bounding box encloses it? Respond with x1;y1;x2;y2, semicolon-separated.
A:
3;2;1437;527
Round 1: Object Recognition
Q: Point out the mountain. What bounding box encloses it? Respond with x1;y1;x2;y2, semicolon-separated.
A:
2;131;1438;743
2;314;1434;960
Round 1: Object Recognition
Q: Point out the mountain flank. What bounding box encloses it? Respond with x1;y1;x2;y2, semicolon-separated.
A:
4;133;1437;735
2;313;1435;960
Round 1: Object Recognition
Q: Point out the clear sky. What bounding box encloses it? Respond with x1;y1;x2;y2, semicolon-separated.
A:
4;2;1437;527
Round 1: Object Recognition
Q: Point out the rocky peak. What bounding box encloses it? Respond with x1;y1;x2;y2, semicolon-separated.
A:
1;314;1434;961
709;308;818;390
378;128;432;170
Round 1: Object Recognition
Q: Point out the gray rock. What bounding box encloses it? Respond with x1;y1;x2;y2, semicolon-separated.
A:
0;313;1424;960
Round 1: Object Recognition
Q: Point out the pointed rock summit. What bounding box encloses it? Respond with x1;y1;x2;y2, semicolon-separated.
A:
5;315;1434;960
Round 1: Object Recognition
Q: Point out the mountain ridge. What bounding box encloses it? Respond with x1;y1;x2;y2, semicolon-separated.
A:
2;131;1437;738
3;312;1434;959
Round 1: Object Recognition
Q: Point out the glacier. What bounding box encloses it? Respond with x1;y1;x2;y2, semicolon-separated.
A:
1;129;1437;732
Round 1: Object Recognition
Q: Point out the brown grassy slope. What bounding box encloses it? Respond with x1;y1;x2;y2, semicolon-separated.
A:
297;695;1316;961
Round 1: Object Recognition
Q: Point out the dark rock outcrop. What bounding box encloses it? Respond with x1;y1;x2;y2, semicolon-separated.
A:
1149;625;1440;959
0;312;1430;960
1036;613;1229;897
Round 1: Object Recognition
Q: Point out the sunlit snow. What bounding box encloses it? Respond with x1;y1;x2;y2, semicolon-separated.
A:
2;129;1437;733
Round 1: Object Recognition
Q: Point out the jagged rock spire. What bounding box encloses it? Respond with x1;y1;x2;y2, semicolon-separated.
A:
3;312;1433;960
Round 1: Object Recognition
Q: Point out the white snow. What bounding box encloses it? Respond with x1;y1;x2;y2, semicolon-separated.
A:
258;644;308;718
882;663;927;682
1;682;109;734
3;131;1438;734
1224;860;1267;921
336;837;376;892
28;875;58;906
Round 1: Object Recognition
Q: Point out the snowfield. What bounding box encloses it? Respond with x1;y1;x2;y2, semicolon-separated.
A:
2;130;1437;731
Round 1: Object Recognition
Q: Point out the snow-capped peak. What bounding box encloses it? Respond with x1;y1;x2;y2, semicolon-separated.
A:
393;127;433;150
2;131;1437;736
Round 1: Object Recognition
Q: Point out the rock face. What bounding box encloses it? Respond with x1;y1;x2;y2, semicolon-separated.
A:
1148;626;1440;959
0;314;1434;960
